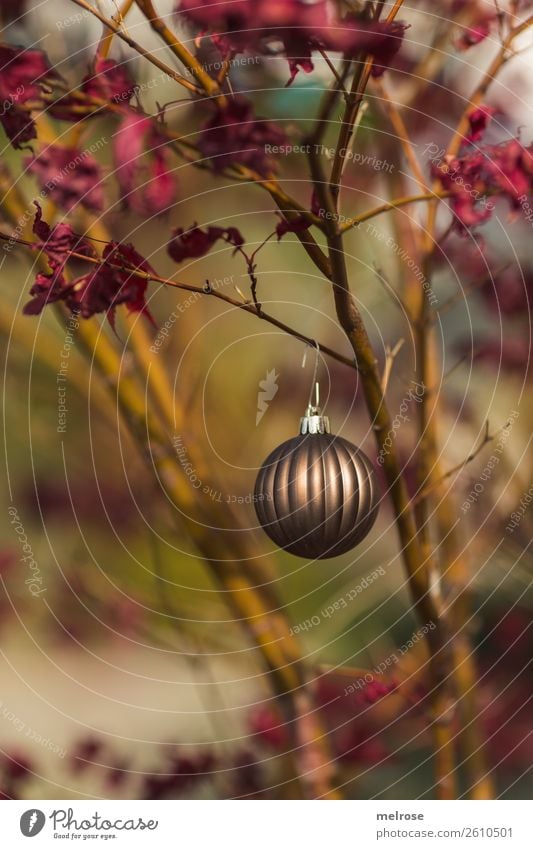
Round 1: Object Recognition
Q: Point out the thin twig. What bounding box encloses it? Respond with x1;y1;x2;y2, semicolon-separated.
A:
0;230;355;370
67;0;200;93
316;47;349;96
373;261;415;324
330;56;373;203
339;189;453;233
373;78;429;196
381;338;405;393
96;0;135;59
428;353;469;391
328;0;406;202
432;266;510;322
134;0;222;98
411;420;509;507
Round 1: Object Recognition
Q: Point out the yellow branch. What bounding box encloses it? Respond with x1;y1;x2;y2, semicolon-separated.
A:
96;0;135;59
67;0;200;93
135;0;222;99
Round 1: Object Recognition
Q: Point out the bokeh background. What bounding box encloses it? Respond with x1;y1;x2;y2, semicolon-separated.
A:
0;0;531;799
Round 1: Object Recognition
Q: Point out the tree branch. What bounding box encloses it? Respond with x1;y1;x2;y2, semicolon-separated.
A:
67;0;200;93
134;0;222;98
0;231;353;370
411;420;507;508
328;0;406;204
339;190;453;233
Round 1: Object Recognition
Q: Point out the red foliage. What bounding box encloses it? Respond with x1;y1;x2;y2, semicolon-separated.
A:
178;1;406;83
456;12;497;50
142;751;216;799
433;138;533;232
114;110;178;216
25;145;104;213
24;204;154;325
249;705;289;749
198;98;286;176
466;106;497;144
83;57;137;104
51;57;136;120
168;222;244;263
0;44;57;148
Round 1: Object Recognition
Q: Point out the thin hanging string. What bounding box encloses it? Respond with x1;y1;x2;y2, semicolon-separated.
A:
301;341;321;412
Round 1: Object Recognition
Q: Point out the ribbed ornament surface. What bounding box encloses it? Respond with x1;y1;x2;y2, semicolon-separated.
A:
254;433;379;559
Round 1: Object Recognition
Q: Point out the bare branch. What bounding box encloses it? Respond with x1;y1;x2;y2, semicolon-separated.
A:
134;0;222;98
381;338;405;394
340;190;453;233
0;230;355;371
68;0;200;93
411;420;511;507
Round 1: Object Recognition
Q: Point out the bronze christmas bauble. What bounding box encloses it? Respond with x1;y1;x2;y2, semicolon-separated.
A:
254;408;379;559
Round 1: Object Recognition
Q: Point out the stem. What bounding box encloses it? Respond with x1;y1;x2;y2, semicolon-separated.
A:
328;0;406;203
134;0;222;99
0;299;118;430
340;190;453;233
330;56;373;203
373;79;429;196
96;0;135;59
310;58;351;151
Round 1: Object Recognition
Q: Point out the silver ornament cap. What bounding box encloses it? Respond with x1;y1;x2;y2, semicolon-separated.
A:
299;381;330;434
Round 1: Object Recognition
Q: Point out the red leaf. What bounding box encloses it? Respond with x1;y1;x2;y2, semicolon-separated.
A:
168;223;244;263
114;110;178;216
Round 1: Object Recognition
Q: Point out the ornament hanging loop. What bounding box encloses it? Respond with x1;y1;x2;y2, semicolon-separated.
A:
300;342;329;434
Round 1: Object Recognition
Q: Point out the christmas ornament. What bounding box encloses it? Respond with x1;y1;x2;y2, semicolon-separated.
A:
254;382;380;559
